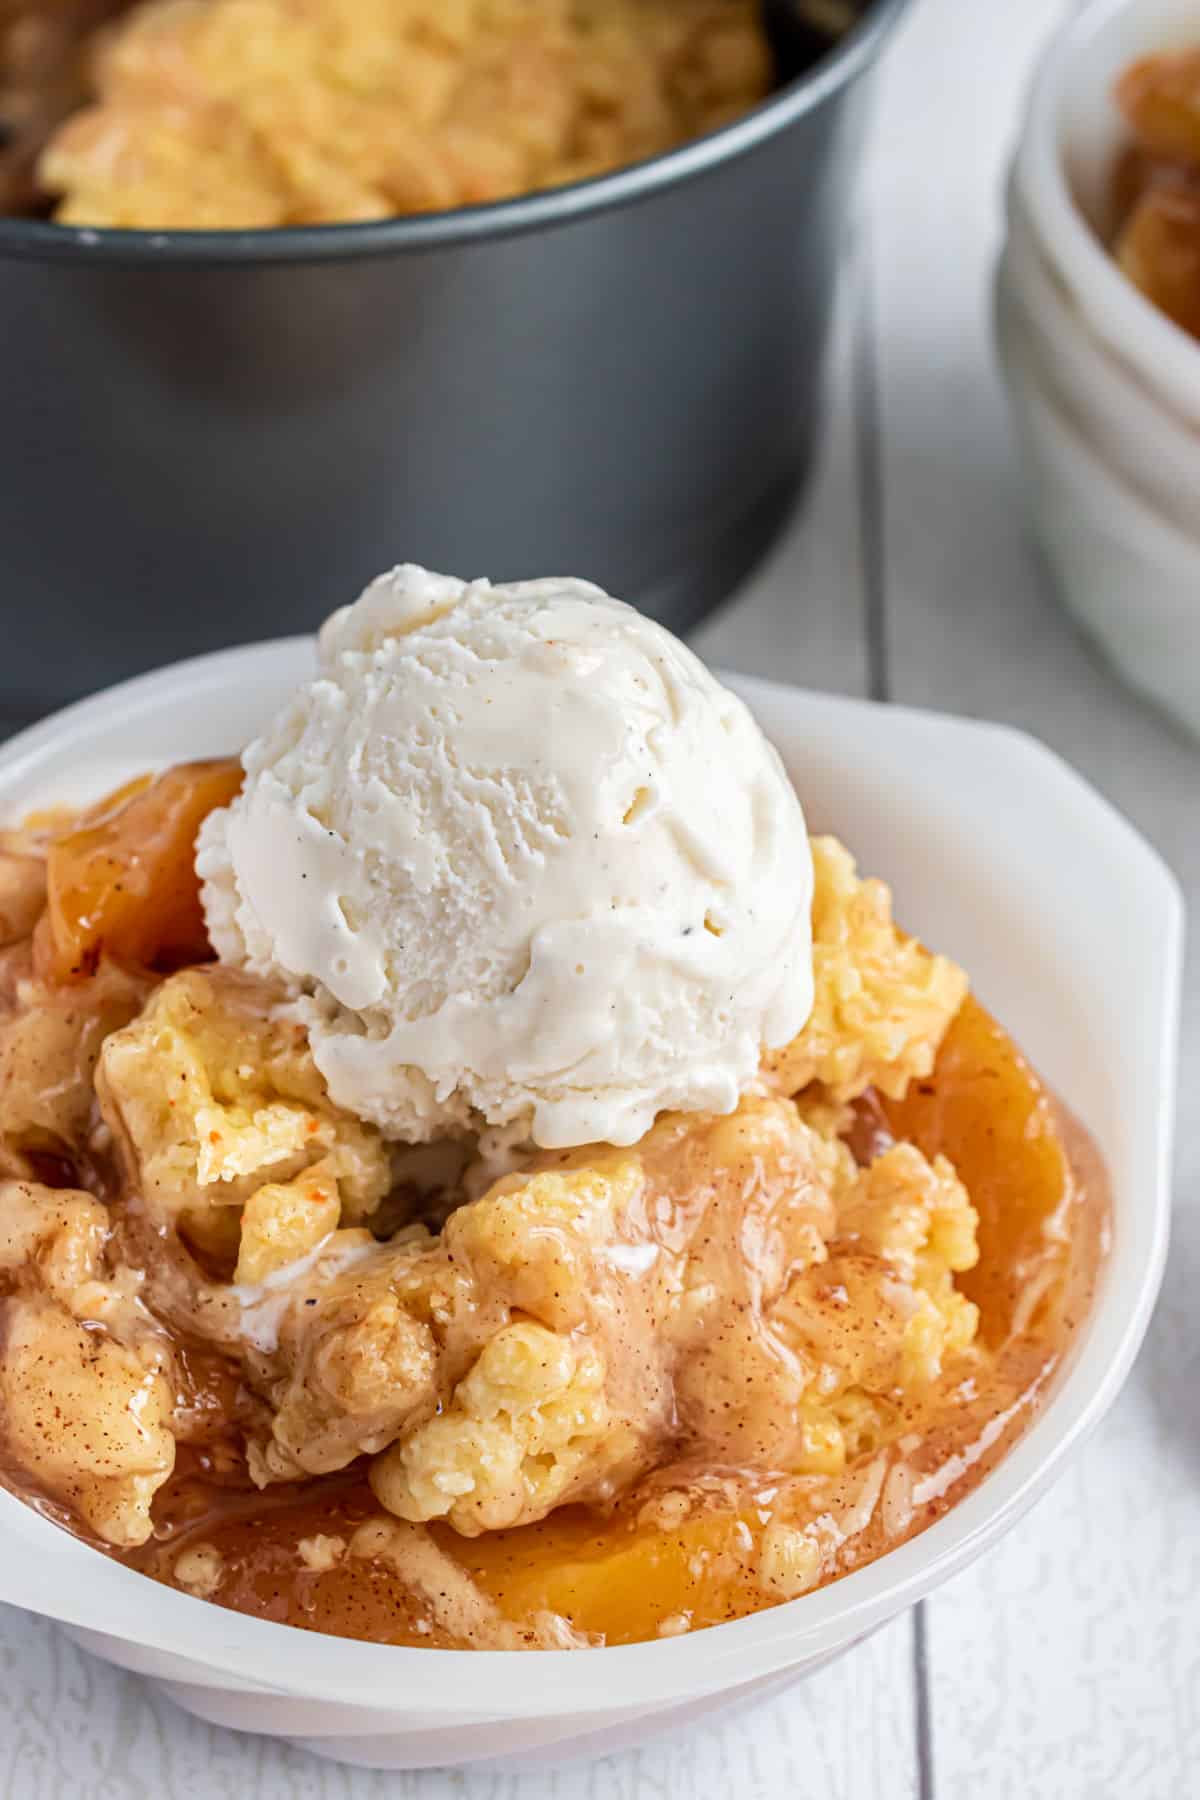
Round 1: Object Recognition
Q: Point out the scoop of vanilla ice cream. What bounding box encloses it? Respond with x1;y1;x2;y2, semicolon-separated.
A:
198;565;814;1148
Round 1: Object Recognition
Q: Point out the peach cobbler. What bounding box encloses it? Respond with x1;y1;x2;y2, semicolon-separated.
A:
2;0;774;228
1112;45;1200;340
0;569;1106;1650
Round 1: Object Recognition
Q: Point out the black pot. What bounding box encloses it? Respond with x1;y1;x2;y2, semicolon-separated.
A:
0;0;908;714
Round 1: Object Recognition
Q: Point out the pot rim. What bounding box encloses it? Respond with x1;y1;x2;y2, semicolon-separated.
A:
0;0;909;269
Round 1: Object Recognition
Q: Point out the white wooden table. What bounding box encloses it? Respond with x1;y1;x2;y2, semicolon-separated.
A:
3;2;1197;1793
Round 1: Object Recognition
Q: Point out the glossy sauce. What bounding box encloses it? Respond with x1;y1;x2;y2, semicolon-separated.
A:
36;760;242;982
106;997;1107;1649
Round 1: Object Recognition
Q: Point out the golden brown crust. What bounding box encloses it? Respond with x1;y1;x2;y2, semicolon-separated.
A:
0;1179;175;1545
764;836;968;1104
35;0;771;229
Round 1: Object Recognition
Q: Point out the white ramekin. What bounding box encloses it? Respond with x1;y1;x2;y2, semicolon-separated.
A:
996;283;1200;733
0;644;1182;1773
1000;185;1200;533
999;0;1200;740
1015;0;1200;422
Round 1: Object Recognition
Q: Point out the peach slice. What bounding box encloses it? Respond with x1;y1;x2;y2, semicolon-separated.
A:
38;760;241;982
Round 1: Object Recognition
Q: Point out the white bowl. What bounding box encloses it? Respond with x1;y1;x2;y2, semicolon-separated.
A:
0;643;1182;1773
996;277;1200;737
1000;0;1200;739
1015;0;1200;424
1000;181;1200;534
